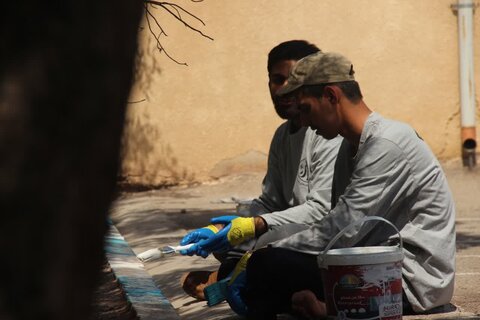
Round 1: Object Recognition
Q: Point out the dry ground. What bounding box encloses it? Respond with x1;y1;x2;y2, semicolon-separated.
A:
110;158;480;319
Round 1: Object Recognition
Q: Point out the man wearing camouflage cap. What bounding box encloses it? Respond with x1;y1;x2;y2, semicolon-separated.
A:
240;51;456;319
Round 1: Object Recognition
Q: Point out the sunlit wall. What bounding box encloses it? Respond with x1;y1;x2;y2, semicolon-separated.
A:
122;0;480;185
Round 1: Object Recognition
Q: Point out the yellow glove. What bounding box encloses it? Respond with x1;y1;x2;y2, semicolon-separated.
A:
226;217;255;246
229;251;252;285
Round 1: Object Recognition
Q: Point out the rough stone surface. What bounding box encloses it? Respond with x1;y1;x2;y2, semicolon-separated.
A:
89;261;137;320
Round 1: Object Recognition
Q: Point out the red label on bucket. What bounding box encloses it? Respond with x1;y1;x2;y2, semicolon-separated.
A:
322;261;403;320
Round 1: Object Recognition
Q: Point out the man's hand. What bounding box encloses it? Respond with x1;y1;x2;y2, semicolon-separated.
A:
180;224;219;245
179;224;218;258
198;215;256;253
181;215;267;257
226;252;251;316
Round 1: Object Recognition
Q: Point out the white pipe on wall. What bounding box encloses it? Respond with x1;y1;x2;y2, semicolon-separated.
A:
455;0;477;167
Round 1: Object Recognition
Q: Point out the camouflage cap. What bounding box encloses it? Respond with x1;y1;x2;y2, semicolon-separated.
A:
277;51;355;96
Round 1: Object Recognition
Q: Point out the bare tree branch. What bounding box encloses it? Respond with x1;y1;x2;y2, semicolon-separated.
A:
128;99;147;104
148;1;213;39
144;4;167;37
142;0;213;65
144;3;187;65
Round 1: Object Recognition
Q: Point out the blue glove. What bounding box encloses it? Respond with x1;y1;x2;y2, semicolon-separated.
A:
180;224;218;245
179;224;218;258
226;252;251;316
196;215;256;253
180;243;209;258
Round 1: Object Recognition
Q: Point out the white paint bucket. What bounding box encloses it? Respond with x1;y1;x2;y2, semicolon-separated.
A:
317;216;404;320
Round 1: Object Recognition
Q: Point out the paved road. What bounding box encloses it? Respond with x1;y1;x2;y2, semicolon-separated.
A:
111;158;480;319
444;159;480;316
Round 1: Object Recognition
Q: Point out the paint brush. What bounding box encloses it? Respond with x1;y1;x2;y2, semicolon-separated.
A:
137;243;194;262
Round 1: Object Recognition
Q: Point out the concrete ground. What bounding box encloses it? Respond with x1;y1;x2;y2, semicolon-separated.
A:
110;158;480;319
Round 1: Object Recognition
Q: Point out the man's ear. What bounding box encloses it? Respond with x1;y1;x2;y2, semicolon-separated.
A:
323;86;340;104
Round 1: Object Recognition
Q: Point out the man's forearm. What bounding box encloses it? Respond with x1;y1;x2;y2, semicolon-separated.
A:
254;216;268;237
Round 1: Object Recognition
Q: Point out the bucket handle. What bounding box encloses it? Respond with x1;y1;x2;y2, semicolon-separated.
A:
320;216;403;262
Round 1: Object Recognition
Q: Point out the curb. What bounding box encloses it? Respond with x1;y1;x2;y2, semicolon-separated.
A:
104;222;180;320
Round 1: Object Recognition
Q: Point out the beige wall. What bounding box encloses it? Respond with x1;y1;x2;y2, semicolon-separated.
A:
122;0;480;186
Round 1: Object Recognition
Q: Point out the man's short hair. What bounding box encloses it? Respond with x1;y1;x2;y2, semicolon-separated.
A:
300;81;363;103
267;40;320;73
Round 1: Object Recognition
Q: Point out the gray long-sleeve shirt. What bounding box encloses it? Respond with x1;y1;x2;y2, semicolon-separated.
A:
250;120;341;227
273;113;456;312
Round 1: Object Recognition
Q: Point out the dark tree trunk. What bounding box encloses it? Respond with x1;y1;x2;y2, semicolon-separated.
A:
0;1;143;319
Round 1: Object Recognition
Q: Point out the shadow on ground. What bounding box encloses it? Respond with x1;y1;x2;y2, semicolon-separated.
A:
110;161;480;318
456;227;480;251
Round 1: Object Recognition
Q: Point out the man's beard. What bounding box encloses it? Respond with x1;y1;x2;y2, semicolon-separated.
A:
273;99;299;120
